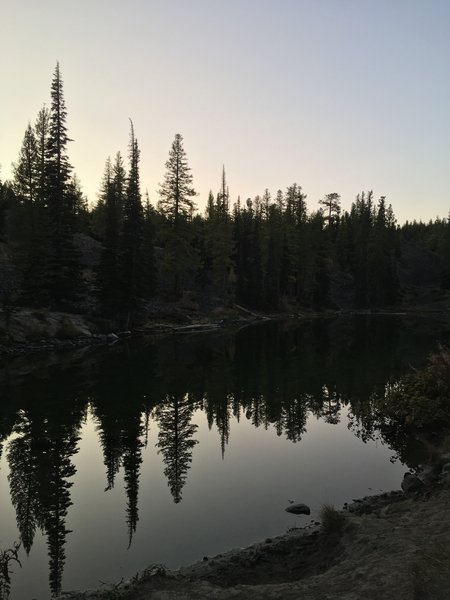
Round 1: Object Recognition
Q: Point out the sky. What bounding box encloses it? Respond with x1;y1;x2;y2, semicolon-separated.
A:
1;0;449;223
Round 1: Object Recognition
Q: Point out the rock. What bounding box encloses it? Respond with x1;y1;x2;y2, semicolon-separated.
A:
441;463;450;474
418;464;440;485
401;472;423;493
437;453;450;467
285;503;311;515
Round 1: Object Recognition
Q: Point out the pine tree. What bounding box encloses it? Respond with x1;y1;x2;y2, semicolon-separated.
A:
14;110;51;306
440;213;450;289
142;191;157;298
234;200;263;307
263;202;283;308
67;174;89;233
120;120;146;321
284;183;308;301
157;133;197;296
12;124;38;204
10;124;39;251
45;62;82;306
97;157;122;314
205;167;234;295
319;192;341;226
158;133;196;226
34;106;50;205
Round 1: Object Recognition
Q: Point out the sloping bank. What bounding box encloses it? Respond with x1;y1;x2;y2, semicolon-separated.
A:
58;456;450;600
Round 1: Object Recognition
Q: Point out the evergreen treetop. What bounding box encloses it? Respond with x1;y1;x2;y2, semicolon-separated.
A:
158;133;197;227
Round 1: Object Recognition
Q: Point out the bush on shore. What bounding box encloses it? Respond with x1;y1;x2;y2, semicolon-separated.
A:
376;346;450;429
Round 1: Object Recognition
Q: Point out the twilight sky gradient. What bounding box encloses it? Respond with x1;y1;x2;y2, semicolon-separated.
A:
1;0;449;222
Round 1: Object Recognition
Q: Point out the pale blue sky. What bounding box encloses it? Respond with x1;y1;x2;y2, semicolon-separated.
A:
1;0;449;222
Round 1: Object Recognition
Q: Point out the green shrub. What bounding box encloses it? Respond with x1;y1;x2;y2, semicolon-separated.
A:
376;346;450;429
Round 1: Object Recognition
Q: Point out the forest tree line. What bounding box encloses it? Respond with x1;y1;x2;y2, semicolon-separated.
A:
1;64;449;322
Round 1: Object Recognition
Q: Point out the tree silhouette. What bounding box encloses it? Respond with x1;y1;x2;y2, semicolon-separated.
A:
7;413;40;555
155;395;198;503
45;62;82;306
12;124;38;204
205;167;234;295
97;156;122;315
122;416;143;548
5;378;84;599
158;133;197;296
120;120;146;321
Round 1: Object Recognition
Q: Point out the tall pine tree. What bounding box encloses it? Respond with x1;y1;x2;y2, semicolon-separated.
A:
45;62;82;307
158;133;197;296
120;120;150;323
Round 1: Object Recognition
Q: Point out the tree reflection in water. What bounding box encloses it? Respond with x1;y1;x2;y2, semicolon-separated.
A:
0;315;448;597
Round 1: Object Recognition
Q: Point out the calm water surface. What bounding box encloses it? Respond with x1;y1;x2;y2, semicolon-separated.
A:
0;315;448;599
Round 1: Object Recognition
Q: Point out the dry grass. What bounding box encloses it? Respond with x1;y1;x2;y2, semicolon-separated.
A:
319;504;347;535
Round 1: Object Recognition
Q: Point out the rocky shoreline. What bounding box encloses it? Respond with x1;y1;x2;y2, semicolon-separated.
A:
0;305;270;360
57;454;450;600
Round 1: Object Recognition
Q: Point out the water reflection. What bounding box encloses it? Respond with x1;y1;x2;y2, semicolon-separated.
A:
0;315;448;598
155;395;198;504
8;402;83;596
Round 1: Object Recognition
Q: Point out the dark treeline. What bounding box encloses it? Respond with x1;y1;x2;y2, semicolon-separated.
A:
1;65;449;322
0;315;447;596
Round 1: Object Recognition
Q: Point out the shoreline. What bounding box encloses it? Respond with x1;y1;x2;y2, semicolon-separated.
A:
1;303;448;361
57;454;450;600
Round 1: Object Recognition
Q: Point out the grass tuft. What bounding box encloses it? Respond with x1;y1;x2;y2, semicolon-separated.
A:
319;504;347;535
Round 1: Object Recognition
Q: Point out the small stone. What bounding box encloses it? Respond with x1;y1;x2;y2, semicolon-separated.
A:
285;503;311;515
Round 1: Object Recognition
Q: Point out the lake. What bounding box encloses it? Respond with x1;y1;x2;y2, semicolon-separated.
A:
0;315;448;599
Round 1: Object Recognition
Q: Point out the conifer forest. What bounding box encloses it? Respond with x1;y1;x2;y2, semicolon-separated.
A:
1;64;449;324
